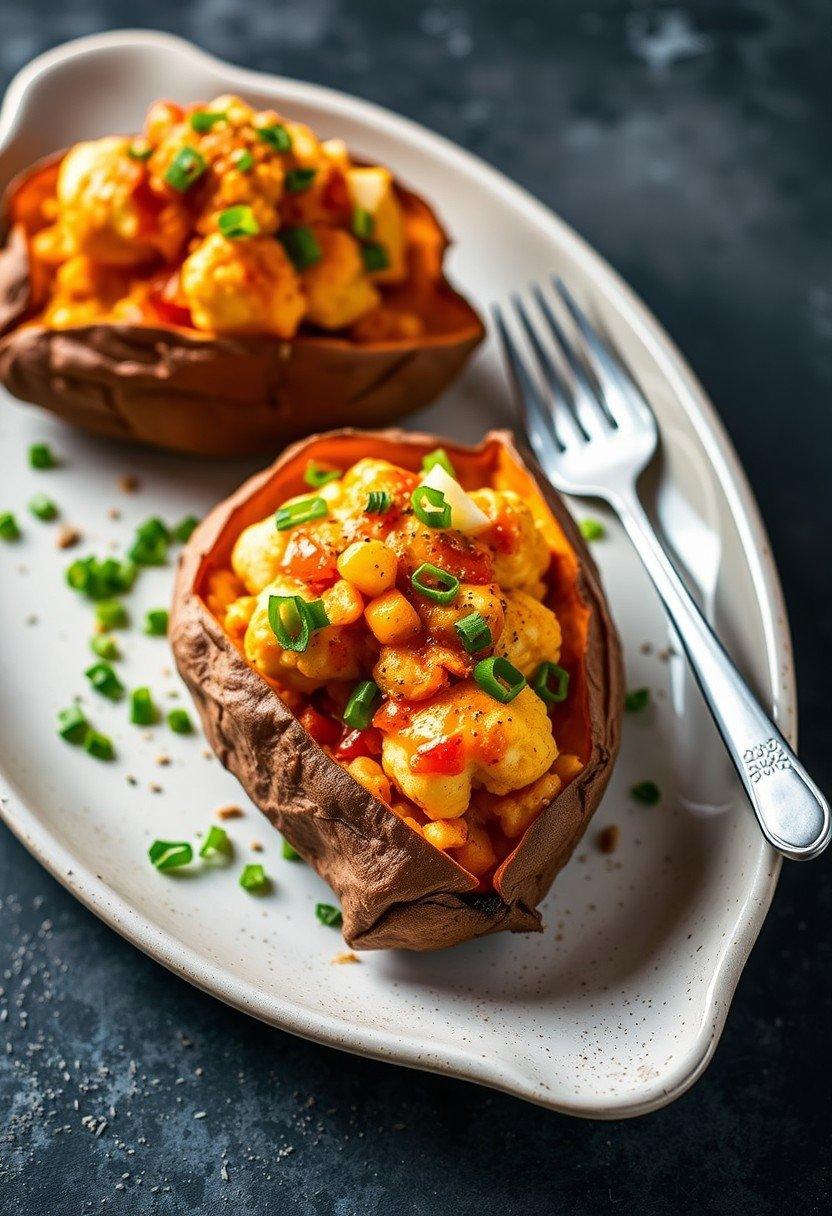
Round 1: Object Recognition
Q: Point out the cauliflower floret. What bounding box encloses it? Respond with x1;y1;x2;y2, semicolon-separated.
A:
414;583;506;651
302;227;379;330
473;771;562;839
373;642;469;702
57;137;188;266
346;166;407;283
493;591;561;678
244;576;374;692
180;232;305;336
334;458;416;519
381;683;557;819
40;255;130;328
470;488;550;598
231;517;290;594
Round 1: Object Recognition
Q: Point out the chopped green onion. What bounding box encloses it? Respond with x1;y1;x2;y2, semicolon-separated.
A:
85;731;115;761
274;495;328;531
631;780;661;805
278;226;322;270
29;442;56;469
233;149;254;173
366;490;392;514
164;146;207;192
136;516;170;544
361;242;389;272
171;515;200;543
532;661;570;705
218;204;260;239
625;687;650;713
239;863;269;892
66;555;135;599
189;109;226;132
91;635;120;660
315;903;342;927
473;656;526;704
285;166;317;193
130;686;157;726
167;708;194;735
57;704;89;744
579;518;606;542
351;206;374;240
411;486;451;529
143;608;169;637
421;448;456;478
281;839;301;861
28;493;58;521
129;536;167;566
95;599;128;631
0;512;21;541
256;123;292;152
411;562;460;605
342;680;380;730
85;661;125;702
127;141;153;161
149;840;193;871
199;825;230;858
455;611;493;653
304;461;341;489
267;595;329;653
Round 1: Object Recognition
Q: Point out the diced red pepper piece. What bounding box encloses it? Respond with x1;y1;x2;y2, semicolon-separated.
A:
283;532;339;588
334;726;382;760
410;734;466;776
299;706;342;749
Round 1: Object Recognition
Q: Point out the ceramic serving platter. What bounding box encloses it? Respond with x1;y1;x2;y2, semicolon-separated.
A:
0;31;790;1118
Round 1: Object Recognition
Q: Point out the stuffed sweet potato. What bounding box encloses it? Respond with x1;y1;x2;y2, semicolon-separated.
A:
0;97;483;456
170;429;622;950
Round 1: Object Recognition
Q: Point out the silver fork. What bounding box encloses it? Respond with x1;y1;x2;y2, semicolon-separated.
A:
493;278;830;861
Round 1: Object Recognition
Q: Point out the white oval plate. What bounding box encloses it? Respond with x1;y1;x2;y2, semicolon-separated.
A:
0;31;791;1119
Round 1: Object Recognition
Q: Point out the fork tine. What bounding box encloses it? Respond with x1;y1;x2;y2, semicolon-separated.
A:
553;277;656;430
510;294;586;448
491;304;564;463
530;285;615;435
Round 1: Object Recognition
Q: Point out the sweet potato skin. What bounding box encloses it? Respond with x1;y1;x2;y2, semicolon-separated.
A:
170;429;623;950
0;166;483;457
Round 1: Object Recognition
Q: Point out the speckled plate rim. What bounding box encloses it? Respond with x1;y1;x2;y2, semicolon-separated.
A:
0;29;791;1120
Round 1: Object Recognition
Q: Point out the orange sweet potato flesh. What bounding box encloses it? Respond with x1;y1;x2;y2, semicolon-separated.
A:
170;429;623;950
0;157;484;457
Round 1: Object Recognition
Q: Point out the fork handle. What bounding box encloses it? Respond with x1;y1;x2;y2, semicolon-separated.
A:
614;488;830;860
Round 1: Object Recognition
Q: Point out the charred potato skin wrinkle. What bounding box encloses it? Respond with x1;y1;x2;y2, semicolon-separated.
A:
170;429;622;951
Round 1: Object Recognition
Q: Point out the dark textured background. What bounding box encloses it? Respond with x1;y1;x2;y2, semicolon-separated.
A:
1;2;831;1212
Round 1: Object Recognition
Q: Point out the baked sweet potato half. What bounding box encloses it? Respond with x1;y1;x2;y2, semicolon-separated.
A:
0;97;483;456
170;428;622;950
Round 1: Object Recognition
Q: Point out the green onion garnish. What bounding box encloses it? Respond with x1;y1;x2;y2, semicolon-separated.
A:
66;556;136;599
28;494;58;521
281;839;301;861
278;226;322;270
421;448;456;478
171;515;200;543
137;517;170;544
411;562;460;605
29;442;56;469
631;780;661;805
144;608;169;637
361;242;389;273
233;149;254;173
579;518;606;542
342;680;380;730
95;599;128;631
625;687;650;713
85;661;125;702
0;512;21;541
267;595;329;653
189;110;226;132
411;486;451;529
455;611;493;653
239;863;269;892
274;495;328;531
130;686;157;726
315;903;343;927
164;146;207;192
167;708;194;735
218;204;260;239
91;635;120;661
366;490;392;514
473;656;526;704
57;704;89;744
532;661;570;705
285;167;317;193
85;731;115;761
127;141;153;161
304;461;341;489
350;207;374;240
129;536;167;565
199;825;230;858
149;840;193;871
256;123;292;152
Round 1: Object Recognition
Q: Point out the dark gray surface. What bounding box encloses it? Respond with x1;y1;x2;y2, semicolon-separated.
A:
1;2;831;1212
